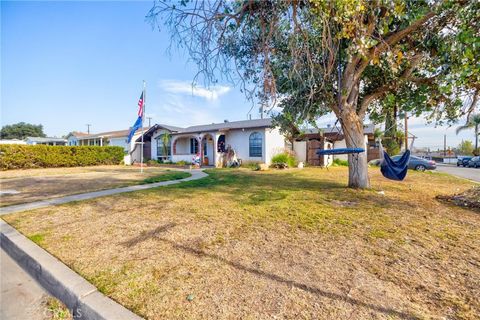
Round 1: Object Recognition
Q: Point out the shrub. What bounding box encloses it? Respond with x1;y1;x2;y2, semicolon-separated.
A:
332;158;349;166
243;161;261;171
147;159;159;166
176;160;191;166
0;145;124;170
270;152;297;168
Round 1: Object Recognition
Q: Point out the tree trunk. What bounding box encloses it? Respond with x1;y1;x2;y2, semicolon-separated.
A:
340;112;370;189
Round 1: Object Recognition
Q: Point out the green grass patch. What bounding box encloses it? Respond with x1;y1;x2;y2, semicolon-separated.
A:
46;297;72;320
140;171;191;184
28;233;46;245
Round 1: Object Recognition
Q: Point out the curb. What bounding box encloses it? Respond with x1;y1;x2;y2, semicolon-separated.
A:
0;169;208;215
0;220;143;320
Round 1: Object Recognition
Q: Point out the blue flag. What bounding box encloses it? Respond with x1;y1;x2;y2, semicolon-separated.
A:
127;116;142;143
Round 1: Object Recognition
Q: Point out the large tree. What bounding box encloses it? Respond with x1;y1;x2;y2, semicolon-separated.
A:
149;0;479;188
0;122;46;139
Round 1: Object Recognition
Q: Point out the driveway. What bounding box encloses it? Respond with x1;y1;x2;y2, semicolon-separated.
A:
435;164;480;182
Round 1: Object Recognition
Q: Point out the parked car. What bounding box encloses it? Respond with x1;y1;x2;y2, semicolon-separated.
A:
467;156;480;168
391;155;436;171
369;155;436;171
457;156;473;167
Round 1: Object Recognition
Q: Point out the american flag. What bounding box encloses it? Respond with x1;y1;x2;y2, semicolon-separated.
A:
137;92;144;117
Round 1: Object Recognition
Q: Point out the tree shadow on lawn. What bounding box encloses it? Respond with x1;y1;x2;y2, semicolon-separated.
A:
155;169;416;211
120;222;419;320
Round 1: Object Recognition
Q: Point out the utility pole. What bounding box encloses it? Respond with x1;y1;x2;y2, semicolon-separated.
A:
86;124;91;134
444;134;447;157
404;113;408;151
146;117;152;127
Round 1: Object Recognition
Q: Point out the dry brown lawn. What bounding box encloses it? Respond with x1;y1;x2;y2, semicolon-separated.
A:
0;165;179;206
2;167;480;319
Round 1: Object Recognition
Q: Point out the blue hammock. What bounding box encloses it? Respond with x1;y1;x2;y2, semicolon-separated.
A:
317;148;365;155
380;150;411;181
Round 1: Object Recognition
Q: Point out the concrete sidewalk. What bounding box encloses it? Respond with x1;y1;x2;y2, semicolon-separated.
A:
0;169;207;215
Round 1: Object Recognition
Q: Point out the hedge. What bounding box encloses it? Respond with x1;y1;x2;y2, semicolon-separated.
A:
0;145;125;170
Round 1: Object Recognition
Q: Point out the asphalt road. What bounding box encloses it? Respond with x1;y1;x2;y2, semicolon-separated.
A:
1;248;50;320
435;164;480;182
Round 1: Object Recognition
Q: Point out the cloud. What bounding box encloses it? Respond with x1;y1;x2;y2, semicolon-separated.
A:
159;79;231;101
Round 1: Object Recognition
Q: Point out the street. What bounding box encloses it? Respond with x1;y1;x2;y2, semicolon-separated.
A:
435;164;480;183
1;248;50;320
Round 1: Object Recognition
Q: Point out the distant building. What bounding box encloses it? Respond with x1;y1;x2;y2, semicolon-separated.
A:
25;137;67;146
0;139;27;145
67;128;150;165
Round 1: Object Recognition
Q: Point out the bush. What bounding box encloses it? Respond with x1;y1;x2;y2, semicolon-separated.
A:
147;159;159;166
270;152;297;168
242;161;261;171
0;145;125;170
332;158;349;166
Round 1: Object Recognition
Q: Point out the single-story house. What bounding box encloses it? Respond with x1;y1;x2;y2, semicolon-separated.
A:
137;118;285;167
67;128;149;152
25;137;67;146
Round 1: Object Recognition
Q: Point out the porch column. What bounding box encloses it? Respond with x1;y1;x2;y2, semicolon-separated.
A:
214;132;221;168
197;135;203;166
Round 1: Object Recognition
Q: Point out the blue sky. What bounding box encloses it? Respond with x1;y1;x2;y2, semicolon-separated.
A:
1;1;476;150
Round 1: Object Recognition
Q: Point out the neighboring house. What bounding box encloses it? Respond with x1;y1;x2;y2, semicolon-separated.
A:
66;131;89;146
0;139;27;145
139;118;285;167
292;124;379;165
25;137;67;146
67;128;149;152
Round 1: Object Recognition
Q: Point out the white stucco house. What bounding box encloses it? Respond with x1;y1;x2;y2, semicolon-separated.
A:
139;118;286;167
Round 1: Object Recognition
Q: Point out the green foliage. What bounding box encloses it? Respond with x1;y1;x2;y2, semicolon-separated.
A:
271;152;297;168
0;122;46;139
176;160;191;166
0;145;124;170
140;171;191;184
457;140;474;156
456;114;480;150
332;158;349;167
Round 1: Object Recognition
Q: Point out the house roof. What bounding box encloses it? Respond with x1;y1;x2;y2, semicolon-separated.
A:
26;137;67;143
144;124;184;136
67;131;89;138
175;118;273;134
75;127;150;140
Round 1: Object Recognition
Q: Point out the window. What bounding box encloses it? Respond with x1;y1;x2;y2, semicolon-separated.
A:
217;135;225;152
156;134;171;159
249;132;262;157
190;138;199;154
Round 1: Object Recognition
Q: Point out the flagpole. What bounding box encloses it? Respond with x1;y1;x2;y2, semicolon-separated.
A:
141;80;145;173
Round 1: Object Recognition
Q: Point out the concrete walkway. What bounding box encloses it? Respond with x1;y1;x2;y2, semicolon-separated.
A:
0;169;207;215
